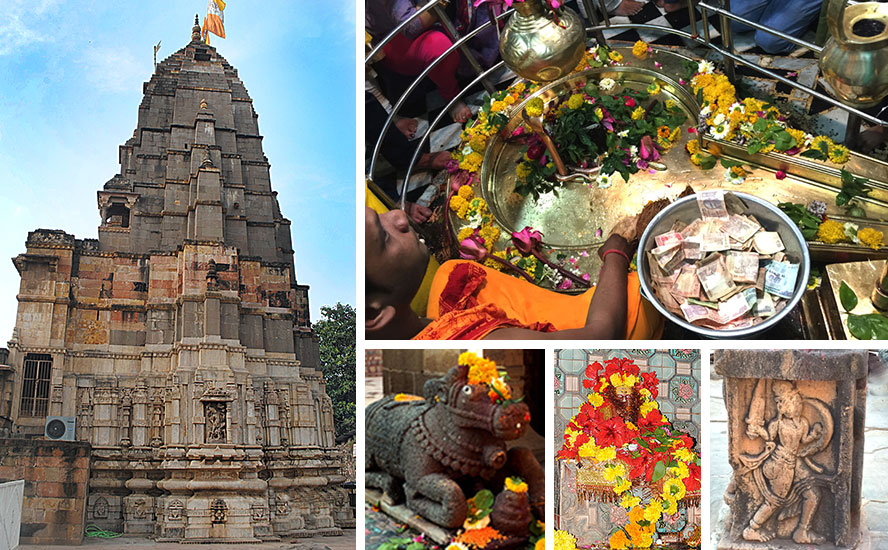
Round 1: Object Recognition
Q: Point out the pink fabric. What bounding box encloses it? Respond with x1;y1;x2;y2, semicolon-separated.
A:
382;30;461;101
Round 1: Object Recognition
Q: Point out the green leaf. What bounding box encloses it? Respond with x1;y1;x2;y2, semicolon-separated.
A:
747;141;763;155
800;149;827;160
473;489;494;511
721;158;744;169
836;191;850;206
848;314;888;340
699;154;717;170
773;130;795;151
841;168;854;185
839;281;859;312
652;460;667;482
847;314;875;340
406;543;425;550
753;118;769;132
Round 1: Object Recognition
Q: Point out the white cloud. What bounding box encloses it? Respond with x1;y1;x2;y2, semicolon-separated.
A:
80;46;150;93
0;0;62;56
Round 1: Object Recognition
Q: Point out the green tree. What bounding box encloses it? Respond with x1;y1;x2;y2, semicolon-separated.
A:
314;302;356;441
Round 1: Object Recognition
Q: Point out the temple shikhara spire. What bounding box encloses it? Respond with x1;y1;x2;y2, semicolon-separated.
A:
0;19;352;542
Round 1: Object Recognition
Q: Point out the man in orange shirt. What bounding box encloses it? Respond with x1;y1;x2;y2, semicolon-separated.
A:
365;206;663;340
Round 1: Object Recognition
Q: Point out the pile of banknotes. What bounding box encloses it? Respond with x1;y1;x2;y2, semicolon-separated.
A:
645;190;801;330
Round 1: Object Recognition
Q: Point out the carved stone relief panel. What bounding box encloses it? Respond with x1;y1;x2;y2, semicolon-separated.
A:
205;401;227;443
715;350;869;550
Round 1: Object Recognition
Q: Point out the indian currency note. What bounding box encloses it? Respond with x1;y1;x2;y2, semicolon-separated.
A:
696;253;736;300
700;231;731;252
752;292;776;317
764;261;799;299
722;214;761;243
655;231;684;248
753;231;786;255
716;290;754;324
680;301;711;323
726;251;760;283
682;238;704;261
673;265;701;298
680;219;705;239
697;190;729;220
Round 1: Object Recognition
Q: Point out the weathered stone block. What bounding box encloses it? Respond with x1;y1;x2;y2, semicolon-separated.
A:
715;349;869;549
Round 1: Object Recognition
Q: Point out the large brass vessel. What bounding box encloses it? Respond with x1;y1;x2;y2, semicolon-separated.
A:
819;0;888;107
498;0;586;82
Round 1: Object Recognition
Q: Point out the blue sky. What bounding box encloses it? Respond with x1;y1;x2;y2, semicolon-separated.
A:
0;0;356;341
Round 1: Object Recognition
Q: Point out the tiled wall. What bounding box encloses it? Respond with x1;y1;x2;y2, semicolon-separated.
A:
554;349;701;545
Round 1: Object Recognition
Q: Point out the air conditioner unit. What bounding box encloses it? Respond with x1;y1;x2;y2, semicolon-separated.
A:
45;416;76;441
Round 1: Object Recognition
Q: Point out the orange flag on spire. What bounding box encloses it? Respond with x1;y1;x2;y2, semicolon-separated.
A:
202;0;225;42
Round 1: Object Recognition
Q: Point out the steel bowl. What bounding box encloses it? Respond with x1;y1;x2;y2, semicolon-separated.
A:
637;191;811;338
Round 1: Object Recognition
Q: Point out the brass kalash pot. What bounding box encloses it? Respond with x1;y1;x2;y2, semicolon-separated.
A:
819;0;888;107
499;0;586;82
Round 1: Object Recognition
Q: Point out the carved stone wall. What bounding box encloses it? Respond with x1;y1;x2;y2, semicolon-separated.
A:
0;21;349;543
715;349;870;550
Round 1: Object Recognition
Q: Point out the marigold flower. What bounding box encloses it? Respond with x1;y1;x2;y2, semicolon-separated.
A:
817;219;846;244
608;50;623;63
858;227;883;249
516;162;532;179
457;184;474;200
620;493;641;510
647;82;661;95
631;106;646;120
609;529;630;550
566;93;585;110
457;226;475;243
828;144;850;164
469;135;487;153
588;392;604;407
632;40;649;59
525;97;544;117
450;195;468;213
467;358;498;385
614;478;631;494
490;100;507;113
662;477;687;501
810;135;834;154
643;498;664;523
553;530;576;550
504;476;528;493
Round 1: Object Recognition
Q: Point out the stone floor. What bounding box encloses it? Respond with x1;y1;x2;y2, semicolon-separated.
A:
22;530;356;550
711;362;888;547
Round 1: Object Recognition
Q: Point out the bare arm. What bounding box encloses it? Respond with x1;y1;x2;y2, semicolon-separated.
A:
485;229;634;340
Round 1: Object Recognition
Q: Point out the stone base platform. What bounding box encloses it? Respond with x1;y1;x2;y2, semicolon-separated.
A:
716;522;871;550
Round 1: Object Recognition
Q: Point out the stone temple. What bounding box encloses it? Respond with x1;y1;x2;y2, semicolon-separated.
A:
0;19;352;542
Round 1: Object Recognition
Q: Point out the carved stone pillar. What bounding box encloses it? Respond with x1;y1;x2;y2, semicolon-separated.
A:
715;349;870;550
264;381;281;447
132;382;149;447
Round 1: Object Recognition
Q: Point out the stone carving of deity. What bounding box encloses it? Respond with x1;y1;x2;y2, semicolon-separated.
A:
737;380;832;545
93;496;108;519
168;499;184;520
205;401;227;443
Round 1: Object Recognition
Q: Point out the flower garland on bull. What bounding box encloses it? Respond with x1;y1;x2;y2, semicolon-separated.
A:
442;353;544;550
556;357;701;549
446;46;653;287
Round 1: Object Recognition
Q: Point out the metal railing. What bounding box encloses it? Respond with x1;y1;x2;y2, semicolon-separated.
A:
365;0;888;209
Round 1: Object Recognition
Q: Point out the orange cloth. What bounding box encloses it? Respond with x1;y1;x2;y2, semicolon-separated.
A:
414;260;663;340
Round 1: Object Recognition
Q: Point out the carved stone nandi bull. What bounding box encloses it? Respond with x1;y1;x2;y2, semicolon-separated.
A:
366;365;544;531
